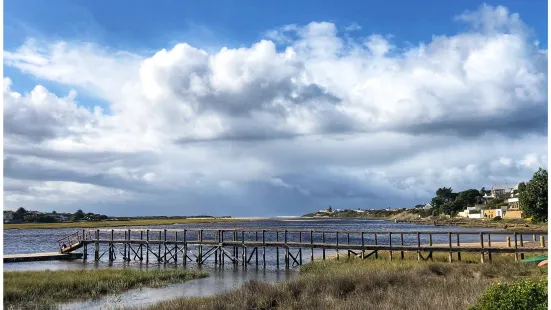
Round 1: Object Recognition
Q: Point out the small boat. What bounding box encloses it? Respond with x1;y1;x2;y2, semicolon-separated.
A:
520;255;548;263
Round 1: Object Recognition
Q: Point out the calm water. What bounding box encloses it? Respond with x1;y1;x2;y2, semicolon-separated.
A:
4;218;505;309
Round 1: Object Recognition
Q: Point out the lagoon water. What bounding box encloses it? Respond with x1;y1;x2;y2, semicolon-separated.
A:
4;218;502;309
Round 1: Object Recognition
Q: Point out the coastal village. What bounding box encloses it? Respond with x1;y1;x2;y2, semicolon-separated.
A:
311;183;525;220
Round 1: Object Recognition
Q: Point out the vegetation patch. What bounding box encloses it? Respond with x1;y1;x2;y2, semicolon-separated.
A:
141;255;547;310
4;268;208;310
470;279;548;310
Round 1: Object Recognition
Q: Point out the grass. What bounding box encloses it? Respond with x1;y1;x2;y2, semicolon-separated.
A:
142;252;547;310
3;268;208;310
3;218;248;230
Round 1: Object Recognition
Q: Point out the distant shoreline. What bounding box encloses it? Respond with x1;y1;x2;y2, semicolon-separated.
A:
3;217;261;230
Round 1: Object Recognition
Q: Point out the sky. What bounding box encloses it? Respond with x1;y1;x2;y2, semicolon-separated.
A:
3;0;549;216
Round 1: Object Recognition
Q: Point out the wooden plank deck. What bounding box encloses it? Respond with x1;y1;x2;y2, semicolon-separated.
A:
4;252;83;263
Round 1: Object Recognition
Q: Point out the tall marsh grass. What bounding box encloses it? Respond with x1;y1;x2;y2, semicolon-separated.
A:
143;254;547;310
4;268;207;310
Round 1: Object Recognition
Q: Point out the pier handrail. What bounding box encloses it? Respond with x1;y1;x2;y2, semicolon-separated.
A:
57;231;82;252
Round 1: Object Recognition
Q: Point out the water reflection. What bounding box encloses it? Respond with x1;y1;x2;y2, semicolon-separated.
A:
61;267;298;310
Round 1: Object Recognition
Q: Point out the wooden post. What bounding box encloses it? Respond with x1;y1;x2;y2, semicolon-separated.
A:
299;232;303;265
322;232;326;260
336;232;339;260
262;230;266;268
241;230;247;268
416;232;421;261
400;233;404;260
146;229;149;263
374;233;379;259
199;230;203;265
514;232;518;262
95;229;99;261
140;231;144;261
163;229;167;264
389;232;393;261
429;233;433;261
109;229;114;262
158;231;162;262
124;231;127;260
255;231;259;266
347;233;350;258
480;232;485;263
448;232;452;263
456;234;461;261
82;229;87;260
310;230;314;262
285;230;289;268
127;229;131;261
540;235;545;248
233;231;237;263
183;229;187;266
532;234;537;242
506;236;511;247
276;231;280;268
175;231;179;264
361;232;365;259
487;233;492;262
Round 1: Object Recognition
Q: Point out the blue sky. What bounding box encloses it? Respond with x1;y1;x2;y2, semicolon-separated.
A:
5;0;548;108
5;0;547;50
3;1;548;216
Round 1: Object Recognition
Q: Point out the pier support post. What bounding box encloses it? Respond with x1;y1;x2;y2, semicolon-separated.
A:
175;232;178;264
146;230;150;263
262;230;266;268
480;232;485;263
400;233;404;260
519;234;524;260
95;229;99;261
456;234;461;261
322;233;326;261
255;231;259;266
140;231;144;261
109;229;114;262
389;232;393;261
336;232;339;260
276;232;280;268
285;230;289;268
310;230;314;262
416;232;420;261
183;229;187;266
514;232;518;262
158;231;162;262
448;232;452;263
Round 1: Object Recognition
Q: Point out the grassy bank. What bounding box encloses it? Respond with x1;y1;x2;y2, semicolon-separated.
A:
3;218;249;230
143;253;547;310
4;268;208;309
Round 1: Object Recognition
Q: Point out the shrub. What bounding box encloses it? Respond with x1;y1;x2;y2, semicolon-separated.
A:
470;280;548;310
492;216;502;221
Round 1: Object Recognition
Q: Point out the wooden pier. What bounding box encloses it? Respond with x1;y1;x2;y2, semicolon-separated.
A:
4;252;83;263
60;229;550;268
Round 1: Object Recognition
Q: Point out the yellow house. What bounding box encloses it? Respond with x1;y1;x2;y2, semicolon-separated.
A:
483;209;503;219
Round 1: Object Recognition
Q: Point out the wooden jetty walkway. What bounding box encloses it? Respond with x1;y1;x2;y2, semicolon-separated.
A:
4;252;83;263
48;228;549;268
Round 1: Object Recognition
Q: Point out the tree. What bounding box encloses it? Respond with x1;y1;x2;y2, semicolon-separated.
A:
72;209;85;221
436;187;454;203
519;168;548;223
327;206;333;213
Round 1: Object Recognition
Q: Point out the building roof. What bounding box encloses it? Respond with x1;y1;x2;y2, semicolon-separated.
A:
492;184;517;191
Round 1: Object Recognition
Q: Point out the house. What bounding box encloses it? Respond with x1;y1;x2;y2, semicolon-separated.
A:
458;209;484;219
422;203;432;210
483;209;503;219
